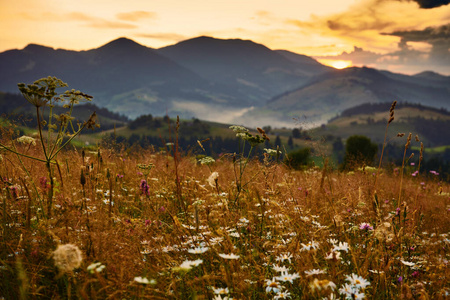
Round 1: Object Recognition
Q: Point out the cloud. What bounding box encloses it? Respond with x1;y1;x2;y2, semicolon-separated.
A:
136;33;187;42
384;24;450;64
287;0;450;51
315;24;450;74
315;46;383;65
65;12;137;29
408;0;450;9
21;11;137;29
116;11;157;22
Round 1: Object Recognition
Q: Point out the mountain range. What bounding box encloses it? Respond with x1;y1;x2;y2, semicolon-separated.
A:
1;36;449;128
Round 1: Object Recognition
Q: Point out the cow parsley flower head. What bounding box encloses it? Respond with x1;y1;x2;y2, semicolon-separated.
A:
16;136;36;146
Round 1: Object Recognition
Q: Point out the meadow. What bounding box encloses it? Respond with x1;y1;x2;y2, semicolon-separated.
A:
0;77;449;299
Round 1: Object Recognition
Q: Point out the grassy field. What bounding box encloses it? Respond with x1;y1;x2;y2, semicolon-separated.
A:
1;124;449;299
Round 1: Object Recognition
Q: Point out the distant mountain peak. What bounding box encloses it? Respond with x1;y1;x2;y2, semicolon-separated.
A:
414;70;447;79
98;37;147;50
23;43;54;53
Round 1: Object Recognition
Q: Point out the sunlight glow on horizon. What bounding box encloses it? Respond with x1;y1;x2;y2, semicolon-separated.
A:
317;59;353;69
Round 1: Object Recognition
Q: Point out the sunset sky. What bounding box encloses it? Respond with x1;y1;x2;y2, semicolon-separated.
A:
1;0;449;74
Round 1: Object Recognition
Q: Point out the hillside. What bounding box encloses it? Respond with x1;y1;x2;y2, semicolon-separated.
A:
0;38;244;119
242;67;450;127
157;36;329;103
1;38;449;128
311;102;450;147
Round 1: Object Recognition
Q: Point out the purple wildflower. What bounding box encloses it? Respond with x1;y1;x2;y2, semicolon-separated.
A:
140;179;150;195
359;222;373;230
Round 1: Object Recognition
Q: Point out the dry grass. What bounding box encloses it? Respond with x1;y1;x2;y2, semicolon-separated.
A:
0;139;449;299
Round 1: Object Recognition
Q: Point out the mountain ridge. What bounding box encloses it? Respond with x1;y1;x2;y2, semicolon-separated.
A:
1;36;448;127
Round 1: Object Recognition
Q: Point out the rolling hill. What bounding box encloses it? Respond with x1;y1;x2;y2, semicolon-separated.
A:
241;67;450;127
1;37;449;128
157;36;330;103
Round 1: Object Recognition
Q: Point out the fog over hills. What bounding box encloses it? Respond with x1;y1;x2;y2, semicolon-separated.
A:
1;36;449;128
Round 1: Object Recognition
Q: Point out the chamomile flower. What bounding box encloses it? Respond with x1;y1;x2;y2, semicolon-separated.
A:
276;271;300;283
177;259;203;271
333;241;350;252
400;260;416;267
276;253;293;264
345;273;370;289
305;269;326;276
265;277;281;293
212;287;229;295
188;246;209;254
218;253;240;260
134;276;150;284
273;264;290;273
301;240;320;251
325;251;341;260
274;290;291;299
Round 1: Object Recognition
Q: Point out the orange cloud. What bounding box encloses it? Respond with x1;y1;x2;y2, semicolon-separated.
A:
116;11;157;22
136;33;187;42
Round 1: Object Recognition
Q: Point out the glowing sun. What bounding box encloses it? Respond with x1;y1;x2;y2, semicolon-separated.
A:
317;59;353;69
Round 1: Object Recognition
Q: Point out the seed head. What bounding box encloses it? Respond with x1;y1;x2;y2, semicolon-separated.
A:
52;244;83;273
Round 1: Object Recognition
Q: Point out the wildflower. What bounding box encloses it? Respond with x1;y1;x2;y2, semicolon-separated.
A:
273;264;289;273
229;125;249;134
212;287;229;295
199;156;215;165
359;223;373;231
213;295;232;300
276;253;293;264
207;172;219;187
345;273;370;289
264;148;281;156
276;271;300;283
332;241;350;252
400;260;416;267
305;269;326;276
39;177;49;190
177;259;203;271
52;244;83;273
229;232;240;238
218;253;240;259
134;276;151;284
274;290;291;299
430;170;439;176
265;277;281;293
16;135;36;146
325;251;341;260
339;283;359;298
328;238;338;245
309;278;336;291
140;179;149;195
301;240;319;251
87;262;105;274
103;199;114;206
188;246;209;254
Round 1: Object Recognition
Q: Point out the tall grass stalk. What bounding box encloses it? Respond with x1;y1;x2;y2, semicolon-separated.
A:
374;100;396;191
